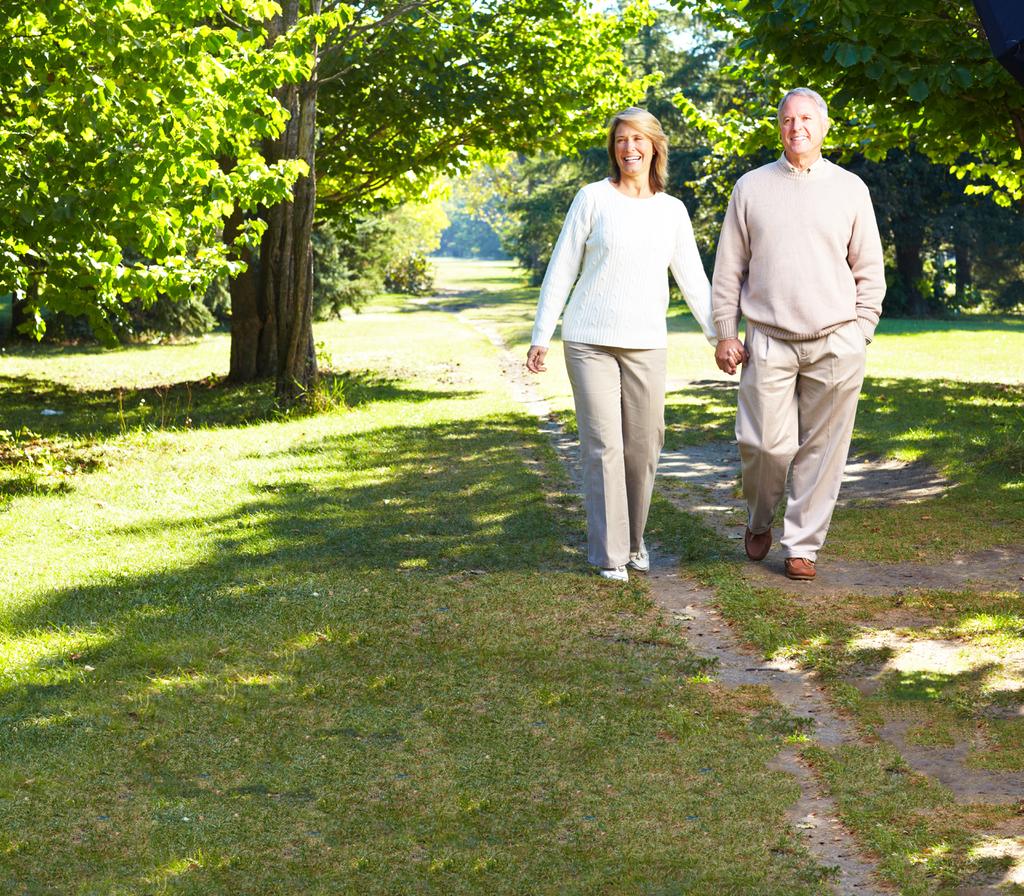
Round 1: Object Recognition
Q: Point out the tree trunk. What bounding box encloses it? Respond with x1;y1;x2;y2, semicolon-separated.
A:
893;224;928;316
225;203;275;381
953;230;972;307
225;0;320;404
266;0;319;405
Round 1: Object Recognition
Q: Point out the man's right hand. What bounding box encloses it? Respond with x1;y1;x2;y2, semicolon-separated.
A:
526;345;548;373
715;337;747;375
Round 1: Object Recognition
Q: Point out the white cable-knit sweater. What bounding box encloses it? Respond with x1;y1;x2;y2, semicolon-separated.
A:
530;179;716;349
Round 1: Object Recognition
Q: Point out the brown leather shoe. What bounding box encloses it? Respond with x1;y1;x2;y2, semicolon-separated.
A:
785;558;816;581
744;527;772;561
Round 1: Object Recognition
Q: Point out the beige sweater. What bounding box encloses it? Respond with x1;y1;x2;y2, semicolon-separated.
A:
712;156;885;343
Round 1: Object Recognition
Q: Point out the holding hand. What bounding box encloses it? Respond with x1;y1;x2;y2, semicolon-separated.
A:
715;337;747;376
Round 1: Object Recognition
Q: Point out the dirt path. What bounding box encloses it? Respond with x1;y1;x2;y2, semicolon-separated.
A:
657;441;1024;596
648;556;889;894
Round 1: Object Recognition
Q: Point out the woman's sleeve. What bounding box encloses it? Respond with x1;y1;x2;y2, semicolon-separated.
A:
529;188;592;348
668;203;716;345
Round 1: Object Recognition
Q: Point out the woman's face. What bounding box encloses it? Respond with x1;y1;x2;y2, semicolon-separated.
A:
614;124;654;180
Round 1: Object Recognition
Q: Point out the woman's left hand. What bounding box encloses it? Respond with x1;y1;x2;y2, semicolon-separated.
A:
526;345;548;373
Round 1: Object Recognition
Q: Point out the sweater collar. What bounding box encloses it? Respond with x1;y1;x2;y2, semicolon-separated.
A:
775;153;829;177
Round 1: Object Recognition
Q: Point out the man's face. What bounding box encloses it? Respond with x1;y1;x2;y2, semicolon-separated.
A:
779;95;828;161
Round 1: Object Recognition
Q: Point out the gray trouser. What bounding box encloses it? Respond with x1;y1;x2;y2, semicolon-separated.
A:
737;321;866;561
564;341;666;568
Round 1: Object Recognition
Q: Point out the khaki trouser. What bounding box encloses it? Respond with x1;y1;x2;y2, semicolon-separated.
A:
564;342;666;569
737;321;866;562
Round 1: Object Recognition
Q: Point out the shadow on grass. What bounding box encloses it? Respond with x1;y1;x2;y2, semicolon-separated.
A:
662;374;1024;487
1;413;827;895
0;338;216;360
5;415;574;640
0;370;478;440
1;414;580;844
879;665;1000;705
0;370;482;514
664;380;738;447
854;376;1023;485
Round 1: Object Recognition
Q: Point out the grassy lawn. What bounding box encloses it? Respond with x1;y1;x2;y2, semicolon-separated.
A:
2;290;831;893
4;258;1023;894
646;498;1024;895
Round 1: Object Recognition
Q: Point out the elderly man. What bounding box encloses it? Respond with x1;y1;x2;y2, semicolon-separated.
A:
712;87;885;581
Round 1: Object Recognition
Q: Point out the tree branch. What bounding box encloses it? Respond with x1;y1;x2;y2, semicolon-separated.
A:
317;0;441;80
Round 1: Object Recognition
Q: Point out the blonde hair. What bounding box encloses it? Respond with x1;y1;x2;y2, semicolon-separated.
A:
606;107;668;193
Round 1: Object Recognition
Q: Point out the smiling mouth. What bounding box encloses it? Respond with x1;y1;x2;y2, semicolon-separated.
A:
622;155;642;163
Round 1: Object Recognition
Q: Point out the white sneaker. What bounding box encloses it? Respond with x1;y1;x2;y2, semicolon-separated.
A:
627;542;649;573
599;566;629;582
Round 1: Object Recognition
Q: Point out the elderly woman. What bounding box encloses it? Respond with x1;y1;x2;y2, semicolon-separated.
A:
526;107;722;581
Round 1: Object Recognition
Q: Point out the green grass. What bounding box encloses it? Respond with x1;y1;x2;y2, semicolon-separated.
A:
805;744;1024;896
1;290;834;893
4;259;1024;894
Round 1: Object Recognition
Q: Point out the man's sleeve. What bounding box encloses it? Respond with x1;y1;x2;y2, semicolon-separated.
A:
848;183;886;344
711;184;750;341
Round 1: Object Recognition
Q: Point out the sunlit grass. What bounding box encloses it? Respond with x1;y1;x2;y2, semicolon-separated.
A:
870;318;1024;384
0;281;836;894
649;490;1024;892
4;259;1022;895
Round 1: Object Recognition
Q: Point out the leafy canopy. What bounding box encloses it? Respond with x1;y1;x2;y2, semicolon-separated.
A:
2;0;652;340
676;1;1024;203
314;0;655;212
0;0;320;339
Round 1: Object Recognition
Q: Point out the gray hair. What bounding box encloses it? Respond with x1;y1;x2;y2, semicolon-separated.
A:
778;87;829;123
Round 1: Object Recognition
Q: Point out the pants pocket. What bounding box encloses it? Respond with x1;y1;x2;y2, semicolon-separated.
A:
834;320;867;359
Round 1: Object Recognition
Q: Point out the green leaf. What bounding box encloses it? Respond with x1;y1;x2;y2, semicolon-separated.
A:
865;60;885;80
908;80;929;102
835;43;860;67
